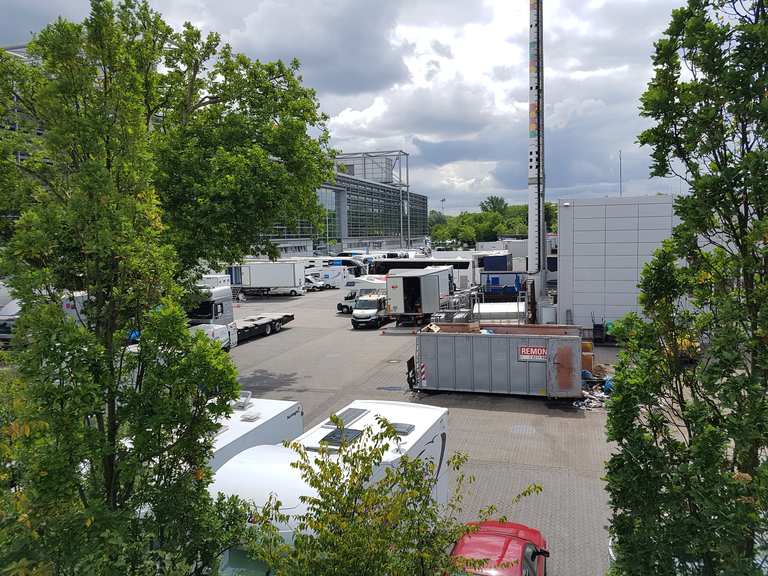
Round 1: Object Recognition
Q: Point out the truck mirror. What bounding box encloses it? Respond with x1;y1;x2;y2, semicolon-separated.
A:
532;549;550;559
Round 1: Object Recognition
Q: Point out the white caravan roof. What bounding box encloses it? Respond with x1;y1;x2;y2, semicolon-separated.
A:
213;397;301;459
210;400;448;518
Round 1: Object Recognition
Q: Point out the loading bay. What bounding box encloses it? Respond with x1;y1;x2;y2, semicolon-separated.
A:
231;289;614;576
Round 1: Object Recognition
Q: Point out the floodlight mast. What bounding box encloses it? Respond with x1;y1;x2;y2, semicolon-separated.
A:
528;0;545;278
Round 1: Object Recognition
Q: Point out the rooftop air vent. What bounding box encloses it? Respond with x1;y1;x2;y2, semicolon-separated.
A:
320;428;364;447
391;423;415;436
321;407;368;429
240;411;261;422
233;391;252;410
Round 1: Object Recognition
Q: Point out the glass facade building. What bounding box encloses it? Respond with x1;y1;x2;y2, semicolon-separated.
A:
271;170;428;253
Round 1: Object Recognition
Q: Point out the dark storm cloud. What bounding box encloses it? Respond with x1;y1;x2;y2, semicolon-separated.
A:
0;1;88;45
227;0;410;95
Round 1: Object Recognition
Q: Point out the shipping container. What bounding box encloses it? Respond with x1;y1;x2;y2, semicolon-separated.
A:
413;328;582;398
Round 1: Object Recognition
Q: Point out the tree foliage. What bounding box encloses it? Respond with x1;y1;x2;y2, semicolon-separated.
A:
0;0;330;572
606;1;768;573
430;197;557;245
479;195;508;214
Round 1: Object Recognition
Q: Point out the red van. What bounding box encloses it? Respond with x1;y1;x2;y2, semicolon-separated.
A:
450;521;549;575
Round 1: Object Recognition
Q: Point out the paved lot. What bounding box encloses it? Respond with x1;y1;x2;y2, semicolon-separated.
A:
231;288;612;575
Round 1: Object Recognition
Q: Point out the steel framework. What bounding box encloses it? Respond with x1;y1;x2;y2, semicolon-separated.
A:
335;150;412;248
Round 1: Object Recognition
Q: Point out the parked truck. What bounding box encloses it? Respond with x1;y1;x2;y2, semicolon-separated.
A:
228;261;306;297
386;266;453;326
188;285;294;348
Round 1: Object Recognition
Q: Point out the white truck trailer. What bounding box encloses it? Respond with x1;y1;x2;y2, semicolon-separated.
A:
211;393;304;472
228;261;306;297
386;266;454;326
210;400;449;554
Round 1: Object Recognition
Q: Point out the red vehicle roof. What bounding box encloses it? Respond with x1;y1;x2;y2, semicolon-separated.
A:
450;521;547;576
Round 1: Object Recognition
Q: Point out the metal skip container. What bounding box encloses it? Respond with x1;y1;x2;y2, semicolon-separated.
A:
413;330;582;398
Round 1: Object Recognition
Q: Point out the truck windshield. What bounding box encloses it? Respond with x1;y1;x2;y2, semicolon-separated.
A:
188;300;214;320
344;290;357;300
356;300;379;310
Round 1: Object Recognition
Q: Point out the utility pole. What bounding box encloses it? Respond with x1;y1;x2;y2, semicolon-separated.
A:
441;198;446;214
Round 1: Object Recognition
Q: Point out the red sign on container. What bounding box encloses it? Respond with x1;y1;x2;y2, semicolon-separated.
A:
519;345;547;362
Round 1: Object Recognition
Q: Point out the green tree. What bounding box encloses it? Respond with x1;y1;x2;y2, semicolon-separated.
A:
0;1;330;572
247;418;541;576
606;1;768;573
428;209;447;233
479;195;508;214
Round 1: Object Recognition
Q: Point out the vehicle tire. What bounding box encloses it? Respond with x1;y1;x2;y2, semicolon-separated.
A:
273;321;282;333
342;306;350;314
290;290;297;297
264;323;272;336
222;345;231;353
352;323;358;330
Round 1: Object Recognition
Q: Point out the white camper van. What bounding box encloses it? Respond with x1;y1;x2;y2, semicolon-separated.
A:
336;275;386;314
210;400;449;554
211;393;304;472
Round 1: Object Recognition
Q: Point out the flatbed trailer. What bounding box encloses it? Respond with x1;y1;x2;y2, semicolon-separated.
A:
234;312;294;342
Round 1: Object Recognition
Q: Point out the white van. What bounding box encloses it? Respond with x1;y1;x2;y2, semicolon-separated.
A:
336;275;386;314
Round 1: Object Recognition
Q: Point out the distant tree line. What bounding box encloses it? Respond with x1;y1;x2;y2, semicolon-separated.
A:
429;195;557;245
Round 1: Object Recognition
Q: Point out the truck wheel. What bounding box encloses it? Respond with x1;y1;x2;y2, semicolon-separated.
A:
290;290;298;297
273;321;282;333
352;323;358;330
264;324;272;336
342;306;350;314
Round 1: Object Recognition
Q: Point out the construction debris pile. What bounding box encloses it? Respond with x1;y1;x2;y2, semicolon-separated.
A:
575;363;615;411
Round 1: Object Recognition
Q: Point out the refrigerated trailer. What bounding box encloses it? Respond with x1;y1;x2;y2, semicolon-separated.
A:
411;327;582;398
228;261;306;297
386;266;453;325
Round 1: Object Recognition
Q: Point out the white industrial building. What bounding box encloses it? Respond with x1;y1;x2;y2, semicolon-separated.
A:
557;195;679;326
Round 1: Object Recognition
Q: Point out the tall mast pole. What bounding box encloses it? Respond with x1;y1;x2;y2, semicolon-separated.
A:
527;0;545;277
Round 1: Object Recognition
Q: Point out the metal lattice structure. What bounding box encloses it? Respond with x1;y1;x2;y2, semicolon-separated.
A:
335;150;413;247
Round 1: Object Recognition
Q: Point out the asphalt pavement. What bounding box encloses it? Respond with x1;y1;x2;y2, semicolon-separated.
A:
230;288;612;576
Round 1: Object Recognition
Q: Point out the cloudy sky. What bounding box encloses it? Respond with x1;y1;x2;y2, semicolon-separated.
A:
2;0;686;213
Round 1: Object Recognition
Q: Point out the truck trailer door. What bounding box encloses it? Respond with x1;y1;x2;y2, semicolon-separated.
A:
420;275;440;314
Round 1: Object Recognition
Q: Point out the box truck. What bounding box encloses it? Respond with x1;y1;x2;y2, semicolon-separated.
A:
386;266;453;325
228;261;306;297
211;393;304;472
210;400;449;555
